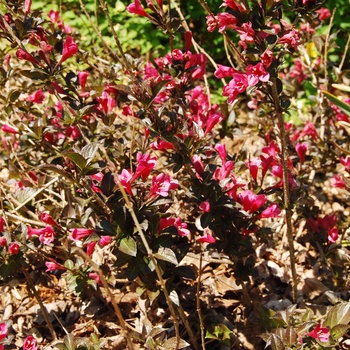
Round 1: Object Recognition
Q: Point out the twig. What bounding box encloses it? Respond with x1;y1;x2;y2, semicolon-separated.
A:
11;176;59;213
196;250;206;350
270;76;298;303
21;268;57;340
338;34;350;72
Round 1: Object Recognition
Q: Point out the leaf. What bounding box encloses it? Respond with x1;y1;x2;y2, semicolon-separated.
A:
322;91;350;117
324;302;350;329
173;265;196;280
169;290;179;306
266;334;284;350
80;142;99;162
162;337;190;350
118;236;137;257
62;151;87;171
332;84;350;92
154;246;178;265
331;324;350;341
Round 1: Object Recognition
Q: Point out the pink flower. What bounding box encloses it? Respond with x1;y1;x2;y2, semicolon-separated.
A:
214;64;238;79
26;89;45;104
328;227;339;243
118;169;134;195
99;236;113;246
69;228;94;241
16;48;40;65
8;242;20;255
295;142;308;165
316;7;331;20
149;173;178;197
261;50;274;68
262;141;280;156
0;216;4;232
308;324;330;343
299;121;318;140
213;160;234;181
205;109;224;134
330;175;345;188
246;158;262;182
0;237;7;247
235;22;255;44
87;241;97;256
23;335;38;350
134;152;157;181
59;36;78;64
127;0;149;17
185;53;207;79
216;12;238;32
40;213;57;226
1;124;18;134
223;73;248;103
78;71;89;91
97;91;116;114
192;155;204;174
278;29;301;50
260;204;281;218
198;229;216;243
45;260;65;272
199;201;211;212
174;218;190;237
24;0;32;15
27;225;55;244
239;190;267;214
340;156;350;172
0;322;8;340
88;272;102;285
246;63;270;86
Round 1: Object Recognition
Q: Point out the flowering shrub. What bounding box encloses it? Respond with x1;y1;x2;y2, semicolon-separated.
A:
0;0;349;349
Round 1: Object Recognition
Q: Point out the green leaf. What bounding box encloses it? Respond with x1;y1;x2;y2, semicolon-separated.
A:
324;302;350;329
331;324;350;341
118;236;137;257
62;152;87;172
322;91;350;117
154;246;178;265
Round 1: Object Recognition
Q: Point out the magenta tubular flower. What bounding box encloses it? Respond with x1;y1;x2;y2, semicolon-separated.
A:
38;225;55;245
149;173;178;197
97;91;116;114
59;36;78;64
246;63;270;86
316;7;331;20
192;155;204;175
78;71;89;91
174;218;190;237
24;0;32;15
26;89;45;104
134;152;157;181
0;216;4;232
198;229;216;243
246;158;262;183
69;228;94;241
23;335;38;350
86;241;97;256
1;124;18;134
45;260;65;272
340;156;350;172
40;213;57;226
199;201;211;213
295;142;308;165
0;322;8;341
330;175;345;188
260;204;281;218
99;235;113;246
216;12;237;32
328;227;339;243
239;190;267;214
16;48;40;65
119;169;134;195
214;64;238;79
89;272;102;285
308;324;330;343
8;242;20;255
223;73;248;103
0;237;7;247
127;0;149;17
205;109;224;134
